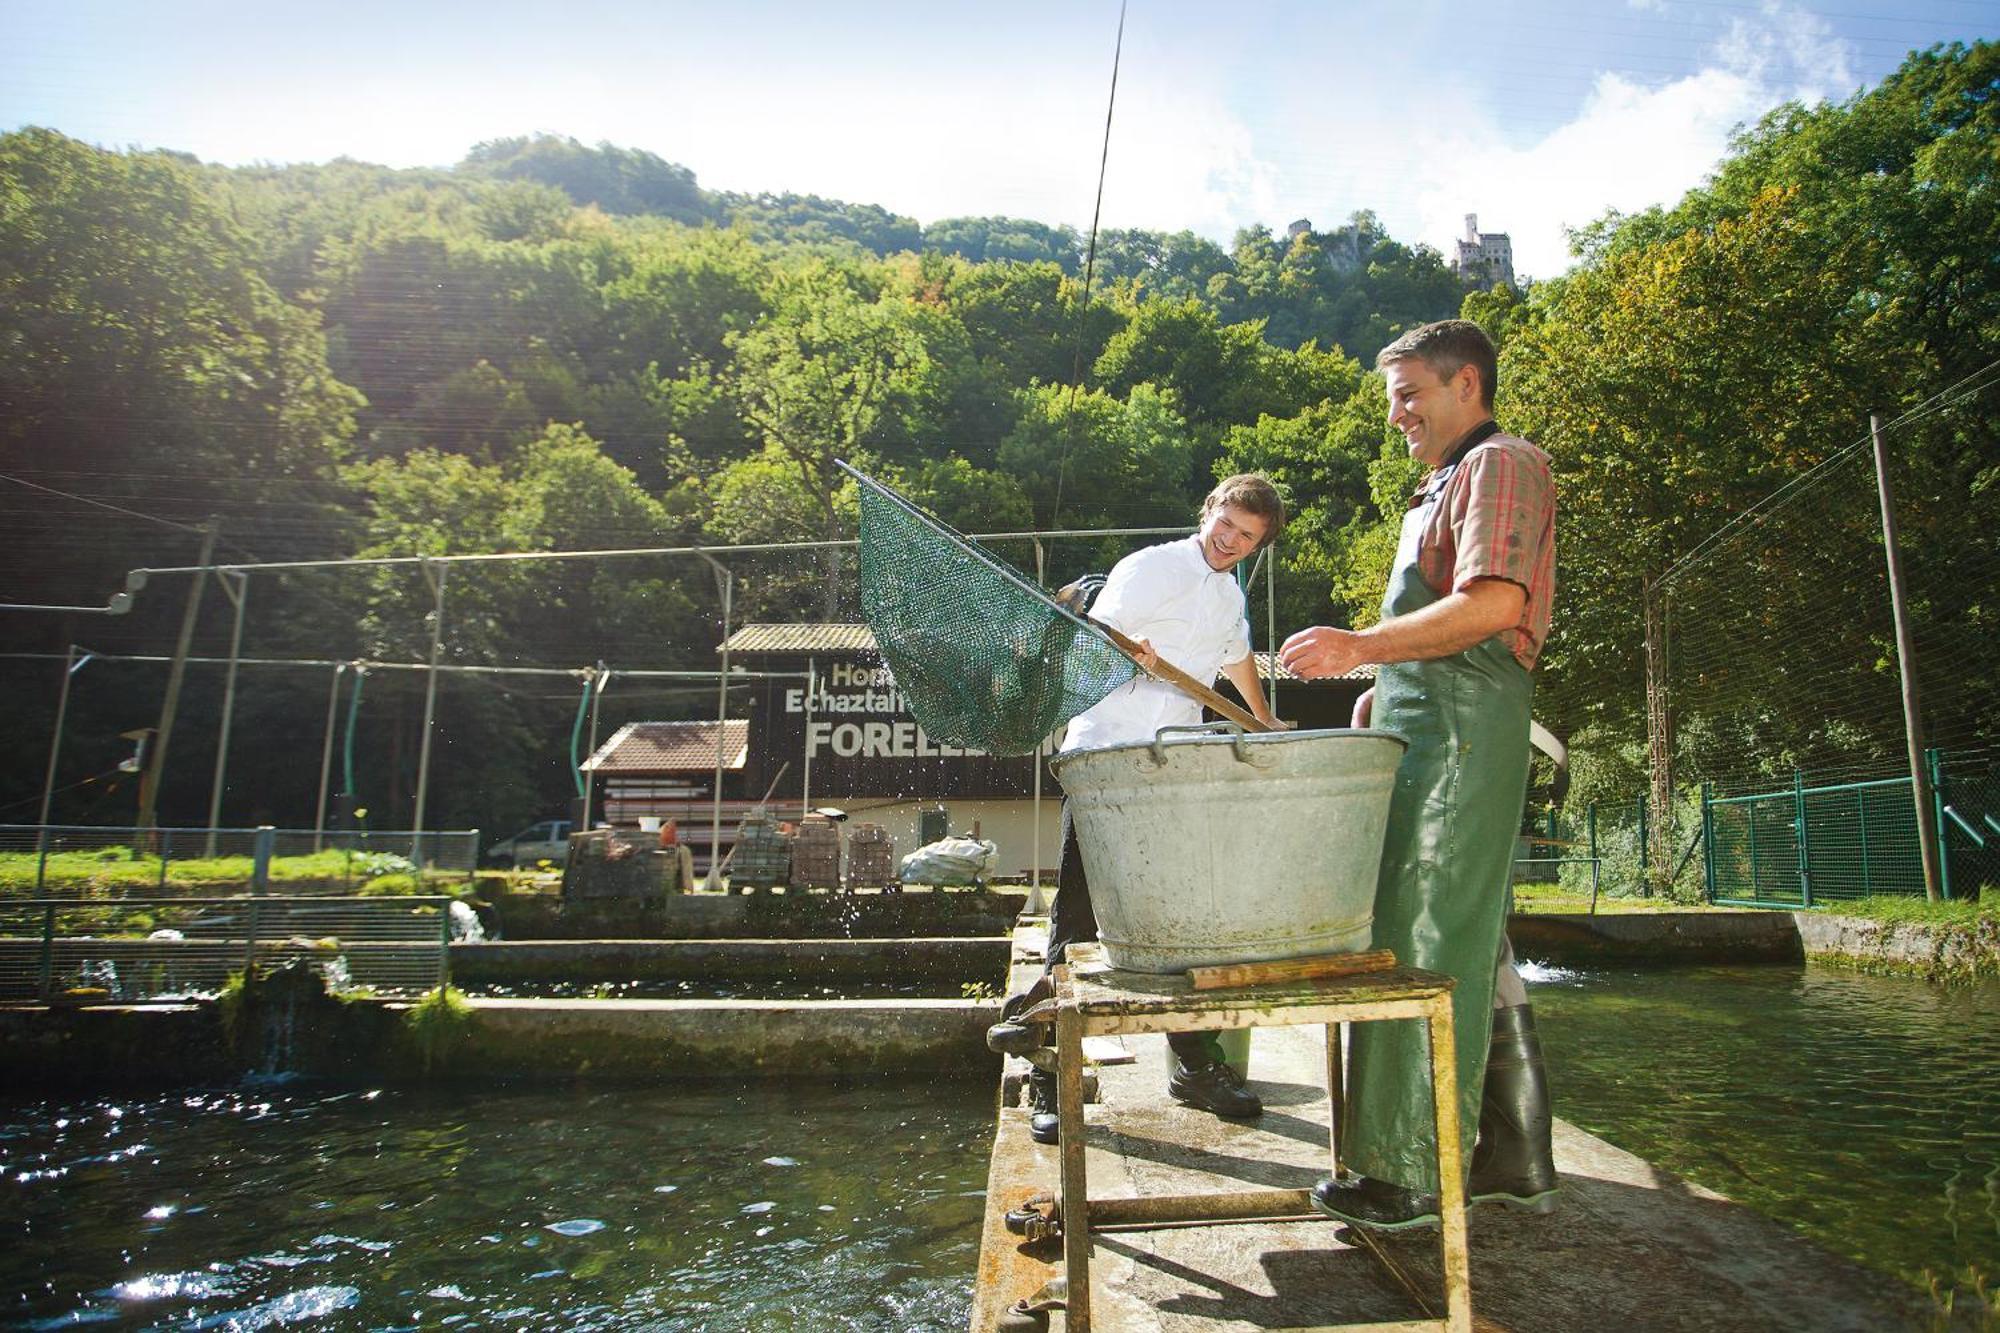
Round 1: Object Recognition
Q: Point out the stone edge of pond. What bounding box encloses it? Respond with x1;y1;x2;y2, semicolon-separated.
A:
1509;908;1998;984
1792;910;2000;985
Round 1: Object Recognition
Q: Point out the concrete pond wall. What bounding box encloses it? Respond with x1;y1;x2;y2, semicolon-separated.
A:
8;906;1989;1093
488;885;1026;940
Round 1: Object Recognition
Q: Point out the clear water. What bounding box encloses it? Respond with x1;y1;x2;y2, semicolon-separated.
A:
1529;962;2000;1290
1;1079;989;1330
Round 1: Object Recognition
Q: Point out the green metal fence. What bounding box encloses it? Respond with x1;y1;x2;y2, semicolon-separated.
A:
1704;749;1995;906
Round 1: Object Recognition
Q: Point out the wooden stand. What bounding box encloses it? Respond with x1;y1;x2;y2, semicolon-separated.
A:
1051;944;1472;1332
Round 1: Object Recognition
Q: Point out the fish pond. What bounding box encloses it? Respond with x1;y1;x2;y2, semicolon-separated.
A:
1528;961;2000;1294
2;1078;989;1330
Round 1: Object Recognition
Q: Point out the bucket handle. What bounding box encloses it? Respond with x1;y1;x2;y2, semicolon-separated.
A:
1148;721;1273;768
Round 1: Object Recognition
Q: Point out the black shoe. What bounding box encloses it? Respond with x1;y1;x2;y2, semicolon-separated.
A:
1468;1004;1559;1214
1026;1066;1059;1145
1167;1058;1262;1119
1308;1175;1441;1231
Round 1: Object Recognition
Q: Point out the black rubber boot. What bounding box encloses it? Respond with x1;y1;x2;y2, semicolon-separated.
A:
1308;1174;1441;1231
1468;1003;1559;1213
1026;1066;1059;1145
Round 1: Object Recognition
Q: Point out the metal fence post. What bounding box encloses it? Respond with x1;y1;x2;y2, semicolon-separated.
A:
1701;782;1716;902
1856;788;1872;897
1587;803;1601;915
251;826;274;895
38;903;56;1003
158;828;170;891
245;825;274;979
1748;794;1761;900
1637;791;1650;887
1794;771;1814;908
438;900;452;990
35;836;50;893
1928;748;1953;900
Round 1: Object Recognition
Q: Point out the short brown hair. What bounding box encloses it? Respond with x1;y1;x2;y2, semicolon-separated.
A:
1202;472;1286;550
1375;319;1498;409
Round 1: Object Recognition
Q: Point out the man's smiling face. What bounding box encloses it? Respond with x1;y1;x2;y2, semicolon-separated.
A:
1384;357;1485;467
1198;503;1269;572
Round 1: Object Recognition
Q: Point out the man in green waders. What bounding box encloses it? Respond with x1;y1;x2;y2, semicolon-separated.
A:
1280;319;1557;1229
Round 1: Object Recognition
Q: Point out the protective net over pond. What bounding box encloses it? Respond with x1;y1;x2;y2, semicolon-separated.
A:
843;462;1137;756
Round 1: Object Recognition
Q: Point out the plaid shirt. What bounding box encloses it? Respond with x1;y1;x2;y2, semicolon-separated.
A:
1412;430;1556;671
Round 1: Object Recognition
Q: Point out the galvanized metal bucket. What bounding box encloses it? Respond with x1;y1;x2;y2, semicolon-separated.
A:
1050;723;1407;974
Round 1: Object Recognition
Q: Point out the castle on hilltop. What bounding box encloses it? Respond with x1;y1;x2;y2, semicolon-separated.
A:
1451;213;1515;291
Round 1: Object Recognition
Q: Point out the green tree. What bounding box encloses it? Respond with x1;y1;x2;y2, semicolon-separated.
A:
996;382;1195;560
1503;43;1999;761
722;262;932;616
924;216;1080;269
460;135;712;222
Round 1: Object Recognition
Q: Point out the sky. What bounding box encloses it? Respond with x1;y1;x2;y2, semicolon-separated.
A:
1;0;1992;279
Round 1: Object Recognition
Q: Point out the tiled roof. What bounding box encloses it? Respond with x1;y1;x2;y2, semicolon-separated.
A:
583;720;750;773
720;623;878;654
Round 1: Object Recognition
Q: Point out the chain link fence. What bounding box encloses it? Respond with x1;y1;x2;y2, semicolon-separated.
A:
0;824;480;895
1706;749;2000;907
0;894;453;1002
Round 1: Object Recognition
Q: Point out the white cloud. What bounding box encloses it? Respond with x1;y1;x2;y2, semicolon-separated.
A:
1720;0;1857;101
1398;0;1859;279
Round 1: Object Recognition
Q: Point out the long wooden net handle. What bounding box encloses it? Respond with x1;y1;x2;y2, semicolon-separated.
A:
1090;620;1274;733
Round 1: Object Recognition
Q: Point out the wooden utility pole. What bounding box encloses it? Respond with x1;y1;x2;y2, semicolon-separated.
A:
1871;413;1944;901
137;519;218;836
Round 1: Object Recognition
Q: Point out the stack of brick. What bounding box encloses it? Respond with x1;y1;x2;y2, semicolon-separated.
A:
846;823;894;889
789;815;843;889
729;812;791;889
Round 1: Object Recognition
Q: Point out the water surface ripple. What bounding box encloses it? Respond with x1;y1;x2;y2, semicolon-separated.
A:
1530;962;2000;1289
1;1080;987;1330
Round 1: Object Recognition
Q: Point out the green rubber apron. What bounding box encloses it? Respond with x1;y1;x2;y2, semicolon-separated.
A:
1342;429;1534;1194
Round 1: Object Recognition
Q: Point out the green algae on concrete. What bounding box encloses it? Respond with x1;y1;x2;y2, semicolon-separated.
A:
1794;908;2000;985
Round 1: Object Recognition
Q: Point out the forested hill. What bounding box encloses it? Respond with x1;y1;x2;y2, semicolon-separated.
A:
2;41;1993;838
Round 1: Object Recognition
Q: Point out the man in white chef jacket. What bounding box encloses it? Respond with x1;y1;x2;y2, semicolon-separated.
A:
1024;472;1286;1144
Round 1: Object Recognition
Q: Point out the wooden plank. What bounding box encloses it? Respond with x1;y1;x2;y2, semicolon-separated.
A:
1086;1188;1319;1228
1188;949;1398;991
1090;618;1274;733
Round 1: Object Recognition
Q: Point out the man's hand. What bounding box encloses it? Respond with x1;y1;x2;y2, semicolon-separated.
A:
1280;625;1366;680
1351;687;1373;728
1129;636;1160;674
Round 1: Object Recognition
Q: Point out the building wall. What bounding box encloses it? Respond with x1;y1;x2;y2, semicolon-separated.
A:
743;651;1046;802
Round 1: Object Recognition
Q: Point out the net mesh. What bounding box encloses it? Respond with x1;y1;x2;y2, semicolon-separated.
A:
846;463;1138;755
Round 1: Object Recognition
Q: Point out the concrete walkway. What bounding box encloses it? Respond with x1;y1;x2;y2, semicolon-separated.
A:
971;1021;1931;1332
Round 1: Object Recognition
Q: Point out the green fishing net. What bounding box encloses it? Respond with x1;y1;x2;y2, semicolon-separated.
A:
846;463;1138;756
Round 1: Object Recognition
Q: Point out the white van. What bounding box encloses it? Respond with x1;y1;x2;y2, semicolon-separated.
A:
483;819;574;868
